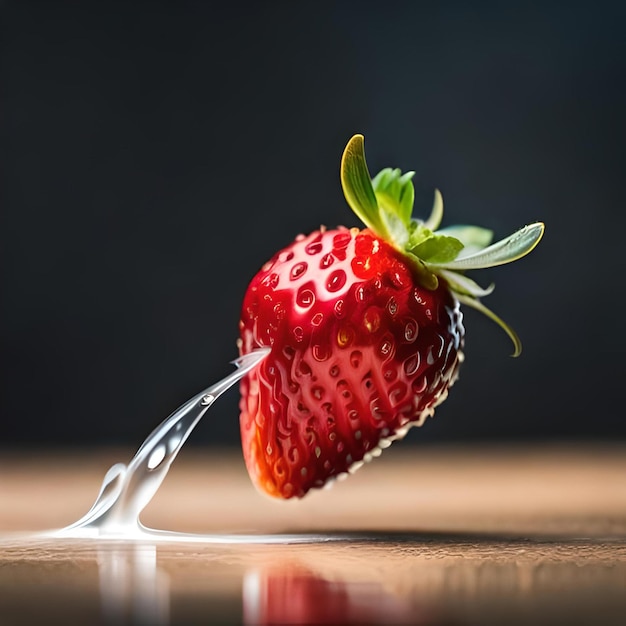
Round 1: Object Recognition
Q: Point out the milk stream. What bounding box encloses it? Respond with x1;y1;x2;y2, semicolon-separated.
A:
0;350;351;625
46;348;335;544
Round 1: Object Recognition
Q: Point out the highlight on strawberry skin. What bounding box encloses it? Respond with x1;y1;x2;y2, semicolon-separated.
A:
238;134;544;499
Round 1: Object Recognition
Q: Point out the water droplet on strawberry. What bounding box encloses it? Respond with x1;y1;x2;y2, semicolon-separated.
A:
326;269;347;292
337;325;354;348
363;307;381;333
319;253;335;269
355;284;368;302
296;284;315;308
379;336;394;357
333;298;346;318
412;289;425;305
305;241;323;255
387;260;410;289
404;319;418;342
290;262;308;280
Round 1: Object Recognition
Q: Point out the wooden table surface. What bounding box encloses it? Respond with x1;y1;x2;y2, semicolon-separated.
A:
1;443;625;625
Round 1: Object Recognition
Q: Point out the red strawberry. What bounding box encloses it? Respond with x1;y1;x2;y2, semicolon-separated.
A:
238;135;543;499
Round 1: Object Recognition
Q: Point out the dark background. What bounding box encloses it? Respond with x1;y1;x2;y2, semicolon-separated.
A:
2;1;625;448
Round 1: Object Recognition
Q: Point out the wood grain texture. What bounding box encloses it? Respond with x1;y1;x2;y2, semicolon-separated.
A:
1;444;625;625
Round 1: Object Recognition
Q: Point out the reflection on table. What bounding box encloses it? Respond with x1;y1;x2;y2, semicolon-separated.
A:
1;444;625;624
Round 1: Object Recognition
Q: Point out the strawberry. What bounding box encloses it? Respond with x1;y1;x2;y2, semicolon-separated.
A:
238;135;543;499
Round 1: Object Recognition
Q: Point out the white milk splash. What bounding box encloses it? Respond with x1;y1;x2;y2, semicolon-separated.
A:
47;348;335;544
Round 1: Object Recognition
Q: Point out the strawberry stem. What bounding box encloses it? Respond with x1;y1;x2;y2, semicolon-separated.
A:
339;134;545;357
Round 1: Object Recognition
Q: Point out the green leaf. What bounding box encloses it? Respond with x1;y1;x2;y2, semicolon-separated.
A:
411;234;464;264
398;171;416;219
379;207;409;248
455;294;523;357
437;269;495;298
340;135;387;237
339;134;543;355
424;189;444;231
371;168;394;196
407;221;433;249
372;167;415;226
404;251;439;290
436;225;494;252
429;222;545;270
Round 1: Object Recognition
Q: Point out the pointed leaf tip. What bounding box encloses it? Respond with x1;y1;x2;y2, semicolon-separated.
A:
429;222;545;270
424;189;444;231
340;134;386;236
372;166;416;226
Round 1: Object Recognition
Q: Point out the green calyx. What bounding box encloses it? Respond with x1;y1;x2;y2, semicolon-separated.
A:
340;134;545;357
